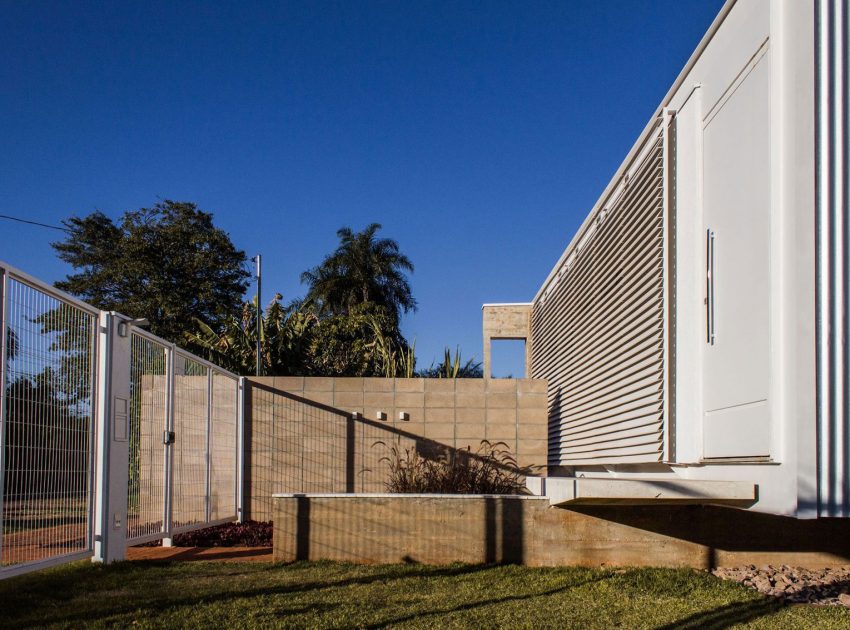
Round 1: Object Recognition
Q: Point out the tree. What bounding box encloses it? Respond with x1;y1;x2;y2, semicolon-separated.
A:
185;297;411;377
4;369;91;498
306;303;409;377
300;223;416;322
52;201;250;343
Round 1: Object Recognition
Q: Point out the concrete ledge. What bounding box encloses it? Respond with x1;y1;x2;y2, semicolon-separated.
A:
523;476;544;496
542;477;756;507
273;492;540;499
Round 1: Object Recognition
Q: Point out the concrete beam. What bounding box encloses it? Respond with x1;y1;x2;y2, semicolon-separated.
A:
543;477;757;507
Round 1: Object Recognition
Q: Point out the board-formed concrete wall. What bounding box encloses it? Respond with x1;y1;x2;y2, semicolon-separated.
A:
244;377;548;520
273;494;850;568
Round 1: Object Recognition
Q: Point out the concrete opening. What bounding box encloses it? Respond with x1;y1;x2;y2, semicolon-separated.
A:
482;303;532;379
490;339;527;378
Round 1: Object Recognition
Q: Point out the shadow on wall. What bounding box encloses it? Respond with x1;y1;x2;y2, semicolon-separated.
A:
244;380;538;520
485;496;525;564
566;504;850;568
285;494;529;565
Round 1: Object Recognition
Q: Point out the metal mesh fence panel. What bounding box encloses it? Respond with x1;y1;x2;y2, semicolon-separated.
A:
1;276;96;569
127;333;168;542
1;262;243;573
246;385;347;519
171;354;209;531
209;370;238;522
245;382;412;520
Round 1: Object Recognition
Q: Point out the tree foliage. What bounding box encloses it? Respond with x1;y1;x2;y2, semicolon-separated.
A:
418;347;483;378
301;223;416;323
52;201;250;343
185;299;413;378
185;294;318;376
3;370;92;497
307;303;410;377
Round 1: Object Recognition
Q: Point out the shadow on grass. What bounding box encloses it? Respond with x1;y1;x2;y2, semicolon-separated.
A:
18;562;497;628
654;597;784;630
361;572;611;628
160;547;273;561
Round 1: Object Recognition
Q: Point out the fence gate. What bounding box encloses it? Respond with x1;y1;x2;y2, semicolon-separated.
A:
127;331;240;547
1;260;242;577
127;331;169;545
0;264;99;578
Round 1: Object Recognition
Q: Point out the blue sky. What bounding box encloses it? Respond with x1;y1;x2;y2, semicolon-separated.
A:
0;0;724;376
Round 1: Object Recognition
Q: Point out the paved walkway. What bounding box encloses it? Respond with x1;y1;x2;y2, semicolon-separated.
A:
127;546;272;562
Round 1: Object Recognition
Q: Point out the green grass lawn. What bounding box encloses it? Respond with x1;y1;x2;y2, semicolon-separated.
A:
2;560;849;629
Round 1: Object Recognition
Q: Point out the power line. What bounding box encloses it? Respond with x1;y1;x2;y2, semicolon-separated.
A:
0;214;71;233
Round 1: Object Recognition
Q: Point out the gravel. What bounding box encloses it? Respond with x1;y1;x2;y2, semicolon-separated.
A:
713;565;850;606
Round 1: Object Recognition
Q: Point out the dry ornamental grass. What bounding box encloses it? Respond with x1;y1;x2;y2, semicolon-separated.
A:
381;440;527;494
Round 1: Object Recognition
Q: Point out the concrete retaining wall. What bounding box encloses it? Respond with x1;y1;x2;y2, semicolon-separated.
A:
244;377;548;520
273;494;850;568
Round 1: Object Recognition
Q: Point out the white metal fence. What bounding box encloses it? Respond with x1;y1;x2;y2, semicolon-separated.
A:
0;261;242;577
0;265;99;577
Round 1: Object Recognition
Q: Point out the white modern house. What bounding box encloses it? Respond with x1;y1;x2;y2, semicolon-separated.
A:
489;0;848;519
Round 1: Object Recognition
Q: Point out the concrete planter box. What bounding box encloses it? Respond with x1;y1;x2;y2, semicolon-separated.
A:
273;493;850;568
273;493;544;565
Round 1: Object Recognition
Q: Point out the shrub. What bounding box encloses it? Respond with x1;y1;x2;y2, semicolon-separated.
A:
382;440;526;494
172;520;272;547
136;520;273;547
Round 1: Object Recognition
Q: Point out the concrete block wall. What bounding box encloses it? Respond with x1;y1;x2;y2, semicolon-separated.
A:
244;377;548;520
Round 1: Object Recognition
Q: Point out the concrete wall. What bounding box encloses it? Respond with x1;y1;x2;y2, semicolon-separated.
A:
244;377;548;520
273;494;850;568
482;304;532;378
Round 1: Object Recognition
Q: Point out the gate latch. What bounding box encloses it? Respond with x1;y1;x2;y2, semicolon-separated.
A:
163;431;176;445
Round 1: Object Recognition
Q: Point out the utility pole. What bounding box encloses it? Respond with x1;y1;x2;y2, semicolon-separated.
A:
253;254;262;376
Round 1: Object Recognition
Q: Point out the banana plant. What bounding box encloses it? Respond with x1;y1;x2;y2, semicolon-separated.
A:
367;314;416;378
184;294;318;375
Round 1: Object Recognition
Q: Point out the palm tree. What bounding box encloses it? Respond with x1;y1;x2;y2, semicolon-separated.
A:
300;223;416;322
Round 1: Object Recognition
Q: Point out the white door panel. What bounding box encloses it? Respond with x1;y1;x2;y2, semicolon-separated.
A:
703;401;770;458
702;52;771;458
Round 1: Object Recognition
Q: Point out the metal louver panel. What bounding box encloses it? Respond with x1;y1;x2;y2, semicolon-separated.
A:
532;116;670;466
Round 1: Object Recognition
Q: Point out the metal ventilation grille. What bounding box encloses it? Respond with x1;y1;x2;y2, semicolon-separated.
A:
532;118;669;466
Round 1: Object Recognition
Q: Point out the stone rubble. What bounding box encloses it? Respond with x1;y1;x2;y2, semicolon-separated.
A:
712;565;850;606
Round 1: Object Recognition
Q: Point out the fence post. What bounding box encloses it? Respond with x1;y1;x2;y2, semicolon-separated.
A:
345;415;355;493
92;312;131;563
162;345;176;547
205;368;213;523
0;267;8;564
237;377;245;523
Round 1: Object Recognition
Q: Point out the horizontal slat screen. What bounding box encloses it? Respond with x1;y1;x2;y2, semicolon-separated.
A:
532;118;668;466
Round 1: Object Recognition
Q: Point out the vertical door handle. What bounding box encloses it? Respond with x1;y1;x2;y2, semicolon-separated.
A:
706;229;715;345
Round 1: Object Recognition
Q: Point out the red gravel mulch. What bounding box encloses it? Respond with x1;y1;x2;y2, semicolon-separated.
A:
126;546;272;562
